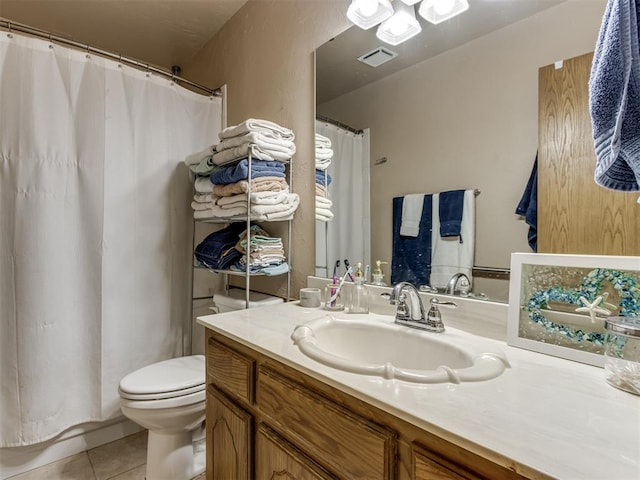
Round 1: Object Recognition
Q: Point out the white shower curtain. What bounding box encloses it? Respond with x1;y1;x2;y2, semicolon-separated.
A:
0;33;221;446
315;121;370;277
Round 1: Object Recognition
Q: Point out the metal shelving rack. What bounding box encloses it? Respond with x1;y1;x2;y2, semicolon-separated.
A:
192;149;293;309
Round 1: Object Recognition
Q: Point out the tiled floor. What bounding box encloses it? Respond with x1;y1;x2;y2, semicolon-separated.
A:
8;431;206;480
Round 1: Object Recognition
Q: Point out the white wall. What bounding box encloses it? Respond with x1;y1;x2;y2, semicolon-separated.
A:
318;0;606;300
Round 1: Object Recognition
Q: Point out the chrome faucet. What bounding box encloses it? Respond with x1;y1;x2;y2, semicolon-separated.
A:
388;282;447;332
446;272;470;295
389;282;425;322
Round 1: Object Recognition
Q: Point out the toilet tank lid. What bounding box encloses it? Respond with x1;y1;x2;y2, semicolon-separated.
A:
119;355;205;395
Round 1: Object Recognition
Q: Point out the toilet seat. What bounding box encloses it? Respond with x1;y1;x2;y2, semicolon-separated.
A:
119;355;205;402
120;388;206;410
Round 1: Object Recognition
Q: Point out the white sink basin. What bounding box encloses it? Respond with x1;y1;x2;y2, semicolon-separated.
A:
291;314;510;384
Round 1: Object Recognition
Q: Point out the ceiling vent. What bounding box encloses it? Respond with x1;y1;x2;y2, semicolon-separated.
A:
357;47;398;67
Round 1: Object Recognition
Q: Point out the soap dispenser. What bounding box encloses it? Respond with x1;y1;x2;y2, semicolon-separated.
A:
371;260;388;286
347;262;369;314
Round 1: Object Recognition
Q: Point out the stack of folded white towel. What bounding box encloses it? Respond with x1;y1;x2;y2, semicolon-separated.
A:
212;118;296;165
315;133;334;222
191;171;299;221
185;118;299;221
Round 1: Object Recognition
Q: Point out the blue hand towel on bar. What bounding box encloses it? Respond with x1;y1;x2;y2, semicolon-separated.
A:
438;189;465;239
209;159;285;184
516;155;538;252
315;169;332;186
391;195;432;287
590;0;640;191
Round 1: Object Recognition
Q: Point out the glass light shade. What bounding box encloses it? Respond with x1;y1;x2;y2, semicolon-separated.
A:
400;0;422;5
418;0;469;24
376;2;422;46
347;0;394;30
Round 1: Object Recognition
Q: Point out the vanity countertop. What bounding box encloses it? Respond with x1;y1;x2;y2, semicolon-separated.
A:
197;302;640;480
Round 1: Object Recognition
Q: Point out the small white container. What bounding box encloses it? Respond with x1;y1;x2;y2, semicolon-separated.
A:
604;317;640;396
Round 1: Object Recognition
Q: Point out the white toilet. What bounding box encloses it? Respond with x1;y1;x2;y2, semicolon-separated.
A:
118;355;206;480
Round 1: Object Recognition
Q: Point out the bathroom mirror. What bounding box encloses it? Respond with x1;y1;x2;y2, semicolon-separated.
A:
314;0;607;303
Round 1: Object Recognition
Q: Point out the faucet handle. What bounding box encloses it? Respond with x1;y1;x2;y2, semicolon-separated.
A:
430;297;457;308
426;299;447;333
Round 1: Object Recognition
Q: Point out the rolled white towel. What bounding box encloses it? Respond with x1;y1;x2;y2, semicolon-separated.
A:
217;132;296;154
315;148;333;160
315;207;334;221
315;196;333;208
251;193;300;217
194;177;214;194
193;193;213;203
219;118;294;141
212;143;293;165
315;133;332;149
315;158;331;170
184;145;216;166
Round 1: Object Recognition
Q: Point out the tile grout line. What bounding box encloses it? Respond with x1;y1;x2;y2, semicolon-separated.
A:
86;450;99;480
102;463;146;480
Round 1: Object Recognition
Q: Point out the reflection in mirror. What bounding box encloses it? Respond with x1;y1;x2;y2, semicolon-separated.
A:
314;119;370;280
315;0;607;303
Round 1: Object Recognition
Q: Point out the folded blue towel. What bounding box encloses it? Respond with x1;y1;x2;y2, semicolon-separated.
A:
391;195;432;286
590;0;640;191
315;169;332;186
516;155;538;252
209;159;285;184
438;189;465;239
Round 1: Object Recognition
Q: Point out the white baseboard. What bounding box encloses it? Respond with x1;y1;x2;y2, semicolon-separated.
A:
1;417;143;479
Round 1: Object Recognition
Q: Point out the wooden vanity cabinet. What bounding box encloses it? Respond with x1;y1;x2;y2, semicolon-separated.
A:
205;331;532;480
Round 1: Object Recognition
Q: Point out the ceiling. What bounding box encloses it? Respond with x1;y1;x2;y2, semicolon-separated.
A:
0;0;249;71
316;0;565;104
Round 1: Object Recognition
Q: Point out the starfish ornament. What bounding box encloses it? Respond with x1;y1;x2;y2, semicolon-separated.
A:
597;292;618;312
575;295;613;323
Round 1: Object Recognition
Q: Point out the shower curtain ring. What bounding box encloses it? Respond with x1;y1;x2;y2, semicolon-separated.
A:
7;22;13;39
48;33;54;49
85;44;91;59
146;65;151;78
118;54;122;68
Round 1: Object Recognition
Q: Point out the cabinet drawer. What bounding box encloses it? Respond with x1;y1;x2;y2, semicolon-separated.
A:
207;338;255;404
257;367;396;479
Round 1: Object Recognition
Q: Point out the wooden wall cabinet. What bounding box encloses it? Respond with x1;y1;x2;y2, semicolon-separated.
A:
538;52;640;255
205;330;531;480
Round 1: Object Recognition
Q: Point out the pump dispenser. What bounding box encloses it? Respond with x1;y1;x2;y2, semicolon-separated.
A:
371;260;388;286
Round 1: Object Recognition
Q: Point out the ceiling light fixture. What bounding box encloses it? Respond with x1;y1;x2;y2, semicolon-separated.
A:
347;0;394;30
376;2;422;46
418;0;469;25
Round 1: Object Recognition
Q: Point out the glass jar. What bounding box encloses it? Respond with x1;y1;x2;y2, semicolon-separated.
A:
347;278;370;314
323;283;344;311
604;317;640;396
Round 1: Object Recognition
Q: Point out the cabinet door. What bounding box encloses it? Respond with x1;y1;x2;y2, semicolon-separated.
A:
207;388;253;480
255;423;337;480
538;52;640;254
413;444;480;480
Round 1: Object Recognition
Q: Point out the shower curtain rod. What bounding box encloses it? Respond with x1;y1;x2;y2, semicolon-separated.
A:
0;18;221;97
316;114;364;135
